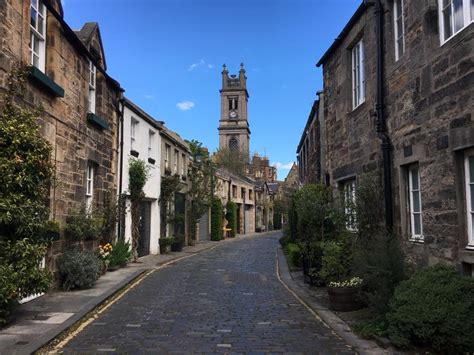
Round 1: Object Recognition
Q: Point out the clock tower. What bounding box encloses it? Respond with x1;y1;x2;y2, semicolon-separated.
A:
218;63;250;157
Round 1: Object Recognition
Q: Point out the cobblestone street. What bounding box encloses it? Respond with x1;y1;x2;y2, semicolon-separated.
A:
63;232;353;353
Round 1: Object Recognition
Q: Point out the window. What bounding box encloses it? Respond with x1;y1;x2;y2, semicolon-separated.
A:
165;144;170;170
439;0;474;43
130;119;138;151
174;149;179;174
232;185;237;198
342;179;357;231
241;188;246;199
394;0;405;60
181;154;186;176
228;97;238;110
407;164;423;240
88;60;96;113
86;164;94;209
464;153;474;247
352;40;365;109
29;0;46;71
148;130;155;158
229;137;239;151
249;189;253;200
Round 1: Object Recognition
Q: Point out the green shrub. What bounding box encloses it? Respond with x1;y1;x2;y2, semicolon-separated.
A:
319;239;351;284
0;239;52;325
226;201;237;238
300;240;324;284
279;234;291;248
57;249;101;290
159;237;175;253
387;264;474;353
108;240;131;269
64;205;103;241
352;235;406;314
211;198;223;241
284;243;302;268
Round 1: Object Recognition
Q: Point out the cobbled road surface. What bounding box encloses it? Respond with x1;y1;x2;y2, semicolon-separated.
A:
63;232;353;353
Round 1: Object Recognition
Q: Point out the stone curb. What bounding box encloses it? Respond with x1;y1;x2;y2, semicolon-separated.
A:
276;247;395;355
25;232;272;354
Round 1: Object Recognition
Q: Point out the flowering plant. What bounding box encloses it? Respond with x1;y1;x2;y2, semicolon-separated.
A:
98;243;113;266
328;277;363;288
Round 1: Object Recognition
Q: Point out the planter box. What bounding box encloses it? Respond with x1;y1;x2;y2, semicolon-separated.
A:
170;241;183;252
327;286;364;312
87;112;110;130
28;66;64;97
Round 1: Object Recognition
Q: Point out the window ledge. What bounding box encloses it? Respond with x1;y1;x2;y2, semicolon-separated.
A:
409;237;424;244
148;157;155;165
130;150;139;158
28;66;64;97
465;245;474;251
87;112;110;130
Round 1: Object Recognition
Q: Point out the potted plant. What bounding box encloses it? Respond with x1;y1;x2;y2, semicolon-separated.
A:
327;277;364;312
98;243;113;274
159;236;175;254
170;234;184;252
108;240;131;271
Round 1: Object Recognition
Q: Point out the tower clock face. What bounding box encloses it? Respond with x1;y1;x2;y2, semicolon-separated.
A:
229;111;237;119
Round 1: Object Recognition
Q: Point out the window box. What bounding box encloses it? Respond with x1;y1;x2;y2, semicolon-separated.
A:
148;157;155;165
86;112;109;130
130;150;139;158
28;66;64;97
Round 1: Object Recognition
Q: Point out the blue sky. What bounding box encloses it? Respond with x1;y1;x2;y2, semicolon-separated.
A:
63;0;361;179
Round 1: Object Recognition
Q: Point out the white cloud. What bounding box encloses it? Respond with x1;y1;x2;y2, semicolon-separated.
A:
176;101;195;111
188;59;214;71
188;59;205;71
144;94;154;100
275;162;294;170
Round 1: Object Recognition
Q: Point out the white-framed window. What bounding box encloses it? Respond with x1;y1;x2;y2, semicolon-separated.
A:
148;130;155;158
165;144;170;170
29;0;46;71
351;40;365;109
342;179;357;231
181;153;186;176
464;152;474;247
86;164;94;209
88;60;96;113
394;0;405;61
439;0;474;44
408;164;423;241
174;149;179;174
130;118;138;151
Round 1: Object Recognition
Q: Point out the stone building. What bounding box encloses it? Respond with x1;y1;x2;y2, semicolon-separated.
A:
118;98;162;256
215;168;256;235
296;94;325;185
0;0;123;268
315;0;474;272
160;126;191;244
248;153;277;183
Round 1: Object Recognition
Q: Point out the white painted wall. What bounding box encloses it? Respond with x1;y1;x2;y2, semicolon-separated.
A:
119;103;161;254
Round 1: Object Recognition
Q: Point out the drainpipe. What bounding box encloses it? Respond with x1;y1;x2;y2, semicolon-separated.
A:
366;0;394;231
117;97;125;240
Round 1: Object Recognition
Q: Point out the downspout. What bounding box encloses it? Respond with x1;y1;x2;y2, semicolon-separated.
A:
117;97;125;240
367;0;394;231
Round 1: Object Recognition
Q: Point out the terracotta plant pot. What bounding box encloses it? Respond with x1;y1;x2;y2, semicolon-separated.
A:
327;286;364;312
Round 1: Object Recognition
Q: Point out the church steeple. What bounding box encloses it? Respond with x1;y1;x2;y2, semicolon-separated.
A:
218;64;250;157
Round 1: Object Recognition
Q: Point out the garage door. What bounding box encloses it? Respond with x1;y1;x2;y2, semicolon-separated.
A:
198;211;209;241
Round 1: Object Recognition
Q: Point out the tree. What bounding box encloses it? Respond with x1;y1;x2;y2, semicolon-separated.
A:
159;174;181;238
213;148;248;175
226;201;237;237
0;67;53;324
128;158;149;262
187;140;214;242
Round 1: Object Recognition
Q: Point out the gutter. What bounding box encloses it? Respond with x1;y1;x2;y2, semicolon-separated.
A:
366;0;394;231
117;97;125;239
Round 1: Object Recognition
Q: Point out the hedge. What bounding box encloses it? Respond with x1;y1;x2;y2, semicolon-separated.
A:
226;201;237;238
211;198;223;241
